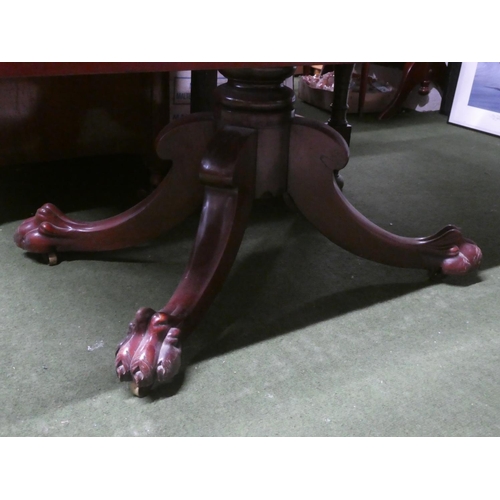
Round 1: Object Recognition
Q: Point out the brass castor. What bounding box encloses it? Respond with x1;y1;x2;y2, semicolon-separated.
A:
47;252;58;266
129;382;151;398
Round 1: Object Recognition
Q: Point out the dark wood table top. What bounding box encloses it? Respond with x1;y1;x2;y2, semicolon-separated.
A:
0;62;330;79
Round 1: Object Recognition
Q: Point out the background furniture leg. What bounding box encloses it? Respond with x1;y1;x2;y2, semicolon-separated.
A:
326;63;354;145
378;62;448;120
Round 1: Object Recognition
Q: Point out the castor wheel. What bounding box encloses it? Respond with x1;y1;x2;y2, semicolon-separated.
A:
46;252;58;266
129;382;151;398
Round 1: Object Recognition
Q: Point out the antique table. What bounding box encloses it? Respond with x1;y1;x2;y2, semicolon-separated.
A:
1;63;482;396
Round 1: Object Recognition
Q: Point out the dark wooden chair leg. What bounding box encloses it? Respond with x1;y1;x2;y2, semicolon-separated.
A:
358;63;370;115
115;125;258;392
326;63;354;146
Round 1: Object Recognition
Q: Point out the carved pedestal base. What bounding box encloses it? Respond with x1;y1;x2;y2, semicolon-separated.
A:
14;67;481;396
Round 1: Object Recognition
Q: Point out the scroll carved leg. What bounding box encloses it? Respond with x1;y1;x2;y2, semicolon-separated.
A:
14;114;215;255
288;116;482;275
115;125;258;393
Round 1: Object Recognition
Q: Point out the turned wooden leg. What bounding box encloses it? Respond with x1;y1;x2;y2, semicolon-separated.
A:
326;63;354;146
358;63;370;116
288;116;482;275
13;114;215;255
115;125;258;393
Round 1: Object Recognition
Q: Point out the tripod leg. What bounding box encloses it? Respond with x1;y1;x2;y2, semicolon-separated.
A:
288;116;481;275
115;125;258;392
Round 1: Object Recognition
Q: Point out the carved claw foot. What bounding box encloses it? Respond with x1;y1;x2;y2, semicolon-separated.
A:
114;125;258;396
115;307;182;394
14;203;87;254
419;225;482;275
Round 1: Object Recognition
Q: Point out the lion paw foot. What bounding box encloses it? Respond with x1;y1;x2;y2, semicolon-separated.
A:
439;239;482;275
421;226;482;276
14;203;85;253
115;307;182;393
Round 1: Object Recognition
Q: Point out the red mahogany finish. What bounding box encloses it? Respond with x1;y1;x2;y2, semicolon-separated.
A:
0;62;318;79
116;125;258;389
8;63;481;396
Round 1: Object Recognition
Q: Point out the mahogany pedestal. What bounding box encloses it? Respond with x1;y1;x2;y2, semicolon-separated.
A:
14;66;482;396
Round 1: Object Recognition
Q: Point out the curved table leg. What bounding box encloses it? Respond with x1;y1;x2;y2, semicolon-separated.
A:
115;125;258;393
14;113;215;254
288;116;482;275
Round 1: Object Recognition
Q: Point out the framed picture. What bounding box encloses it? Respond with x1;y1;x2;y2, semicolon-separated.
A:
449;62;500;137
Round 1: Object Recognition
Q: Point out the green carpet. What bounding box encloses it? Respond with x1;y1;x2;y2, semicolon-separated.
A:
1;100;499;436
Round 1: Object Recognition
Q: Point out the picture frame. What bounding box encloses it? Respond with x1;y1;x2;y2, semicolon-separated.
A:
448;62;500;137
